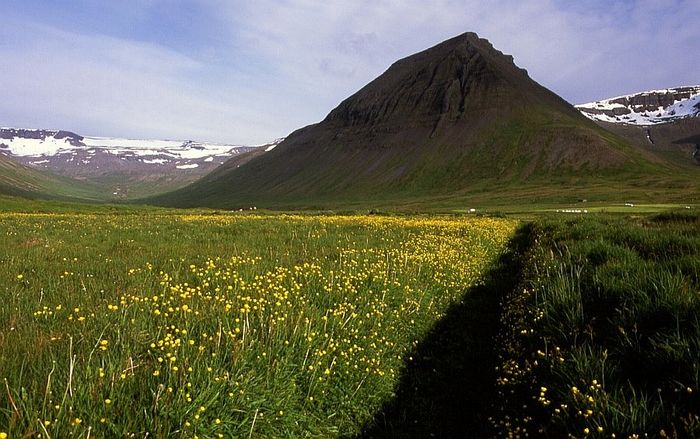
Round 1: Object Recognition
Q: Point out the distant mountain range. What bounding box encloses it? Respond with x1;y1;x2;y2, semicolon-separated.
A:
148;33;698;209
0;128;282;199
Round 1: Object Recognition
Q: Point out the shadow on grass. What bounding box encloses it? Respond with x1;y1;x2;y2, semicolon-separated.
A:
355;224;533;438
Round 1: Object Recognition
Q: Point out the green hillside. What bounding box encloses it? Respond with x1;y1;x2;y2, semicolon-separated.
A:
0;155;105;201
147;109;697;210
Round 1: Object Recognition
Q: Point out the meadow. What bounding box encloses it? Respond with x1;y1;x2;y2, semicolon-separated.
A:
0;209;516;437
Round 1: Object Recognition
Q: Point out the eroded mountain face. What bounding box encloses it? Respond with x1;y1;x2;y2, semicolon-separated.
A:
576;87;700;166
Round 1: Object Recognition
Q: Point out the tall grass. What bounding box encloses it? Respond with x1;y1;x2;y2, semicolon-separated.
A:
0;209;515;437
494;212;700;437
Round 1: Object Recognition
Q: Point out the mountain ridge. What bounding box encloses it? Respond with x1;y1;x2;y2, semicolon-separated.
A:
575;87;700;167
576;86;700;125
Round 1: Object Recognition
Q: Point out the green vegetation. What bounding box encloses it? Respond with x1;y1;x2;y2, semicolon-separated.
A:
494;211;700;437
0;156;106;201
0;204;514;437
1;195;698;438
144;105;698;212
0;155;205;203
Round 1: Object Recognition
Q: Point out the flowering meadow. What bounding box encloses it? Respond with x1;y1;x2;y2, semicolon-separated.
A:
0;211;515;437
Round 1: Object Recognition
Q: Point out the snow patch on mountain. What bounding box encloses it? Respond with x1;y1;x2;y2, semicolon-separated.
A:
0;134;76;157
142;158;169;165
576;86;700;126
0;129;254;160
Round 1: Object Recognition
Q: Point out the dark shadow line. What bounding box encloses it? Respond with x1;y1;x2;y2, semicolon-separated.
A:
353;223;533;438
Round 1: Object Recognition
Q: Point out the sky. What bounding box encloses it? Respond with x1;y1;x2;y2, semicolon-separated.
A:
1;0;698;144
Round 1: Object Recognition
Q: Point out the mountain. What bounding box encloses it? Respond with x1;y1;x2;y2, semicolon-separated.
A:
0;128;282;199
576;86;700;125
576;88;700;167
150;32;692;209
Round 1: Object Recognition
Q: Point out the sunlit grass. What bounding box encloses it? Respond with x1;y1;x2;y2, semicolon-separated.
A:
0;211;515;437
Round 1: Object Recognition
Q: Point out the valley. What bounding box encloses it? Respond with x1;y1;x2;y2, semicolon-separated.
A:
1;27;699;438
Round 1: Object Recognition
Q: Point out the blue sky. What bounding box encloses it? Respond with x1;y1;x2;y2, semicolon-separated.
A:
1;0;698;144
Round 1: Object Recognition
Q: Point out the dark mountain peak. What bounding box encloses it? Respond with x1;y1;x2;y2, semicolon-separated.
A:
54;130;84;146
389;32;519;72
322;32;564;135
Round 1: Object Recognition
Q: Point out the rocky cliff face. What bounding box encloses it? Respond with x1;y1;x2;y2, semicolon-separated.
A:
576;86;700;125
576;87;700;167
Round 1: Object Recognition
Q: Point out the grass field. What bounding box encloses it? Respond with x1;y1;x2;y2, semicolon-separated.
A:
0;207;515;437
1;198;699;438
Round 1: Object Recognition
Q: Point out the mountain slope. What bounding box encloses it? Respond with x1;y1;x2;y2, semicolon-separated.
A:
0;154;106;200
590;118;700;168
150;33;692;209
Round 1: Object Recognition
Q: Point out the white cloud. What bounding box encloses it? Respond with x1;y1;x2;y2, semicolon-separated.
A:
0;21;289;143
1;1;698;142
212;0;700;103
